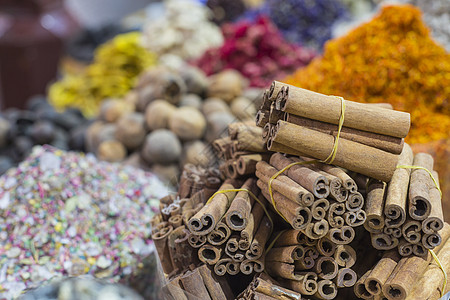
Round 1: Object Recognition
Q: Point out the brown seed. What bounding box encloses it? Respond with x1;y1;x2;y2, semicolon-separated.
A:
97;140;127;162
145;100;176;130
169;107;206;141
115;113;146;150
99;99;134;123
141;129;182;165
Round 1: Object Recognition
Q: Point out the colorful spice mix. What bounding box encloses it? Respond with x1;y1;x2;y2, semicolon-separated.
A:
193;16;316;87
49;32;156;117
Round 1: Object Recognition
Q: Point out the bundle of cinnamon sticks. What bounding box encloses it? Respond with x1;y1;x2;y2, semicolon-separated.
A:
256;153;366;239
256;81;411;182
187;178;272;276
355;222;450;300
364;144;444;257
213;122;269;179
237;273;304;300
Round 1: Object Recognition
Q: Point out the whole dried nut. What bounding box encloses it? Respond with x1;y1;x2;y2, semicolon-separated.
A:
169;107;206;141
182;140;213;167
231;97;256;121
124;90;139;107
30;120;55;145
205;111;235;142
179;66;208;95
99;99;135;123
141;129;182;165
115;113;146;150
85;122;116;153
207;70;246;103
179;94;203;110
151;164;180;186
97;140;127;162
0;117;11;147
202;97;230;116
145;100;177;130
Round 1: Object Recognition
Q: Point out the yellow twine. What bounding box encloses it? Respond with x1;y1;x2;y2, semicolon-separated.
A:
265;229;288;254
396;165;442;197
206;188;274;230
323;96;346;164
429;249;447;297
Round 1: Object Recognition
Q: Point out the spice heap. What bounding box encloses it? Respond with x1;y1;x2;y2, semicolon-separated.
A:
245;0;349;50
84;65;261;185
49;32;157;117
152;84;446;299
0;97;90;175
142;0;223;60
0;146;168;299
193;16;316;87
284;5;450;146
380;0;450;52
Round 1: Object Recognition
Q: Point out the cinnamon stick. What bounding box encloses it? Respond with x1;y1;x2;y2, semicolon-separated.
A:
278;272;318;295
327;202;346;228
273;230;317;248
246;215;272;260
180;268;213;300
270;153;330;198
317;237;336;257
295;247;319;270
354;270;373;299
271;121;400;182
198;244;222;265
384;144;413;228
346;192;364;211
188;180;237;235
312;162;357;192
152;223;174;275
274;82;410;138
256;110;270;128
326;226;355;245
334;268;357;288
371;233;399;250
365;250;400;296
267;139;308;157
311;199;330;221
317;170;348;202
334;244;356;268
401;220;422;244
214;258;231;276
422;171;444;234
343;210;366;227
237;154;269;175
302;219;329;240
240;201;265;251
422;232;441;249
284;113;404;154
166;277;188;300
364;180;386;233
253;277;302;300
313;256;339;280
225;178;256;231
408;153;434;220
198;264;234;300
207;221;231;246
412;244;426;257
188;232;207;248
314;279;337;300
266;245;305;264
168;226;197;272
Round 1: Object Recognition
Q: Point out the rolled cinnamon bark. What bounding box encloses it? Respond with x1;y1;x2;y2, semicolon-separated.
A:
402;220;422;244
284;113;404;154
313;256;339;280
422;171;444;234
311;199;330;221
273;230;316;247
272;121;400;182
237;154;269;175
327;202;346;229
302;219;329;240
344;210;366;227
256;110;270;128
365;251;401;296
317;237;337;257
188;180;237;235
412;244;426;257
266;245;305;264
371;233;399;250
346;192;364;211
274;82;410;138
422;232;441;249
278;272;318;295
246;215;272;260
180;268;212;300
355;270;373;299
269;101;284;124
214;258;231;276
317;170;348;202
311;161;357;192
225;235;240;257
314;280;338;300
207;221;231;246
326;226;355;245
168;226;197;272
267;140;308;157
270;153;330;198
240;259;255;275
199;244;222;265
256;161;314;206
265;261;299;280
408;153;434;220
166;277;188;300
198;264;234;300
262;123;272;143
212;137;232;159
334;244;356;268
152;223;174;275
384;144;413;228
188;232;207;248
240;201;265;251
384;227;402;239
253;277;302;300
365;180;386;233
259;90;271;110
334;268;357;288
226;259;240;275
168;215;183;228
294;246;319;270
224;178;256;231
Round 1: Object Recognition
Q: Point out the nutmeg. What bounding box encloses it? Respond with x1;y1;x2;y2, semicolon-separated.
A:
207;69;246;103
204;111;236;142
97;140;127;162
145;100;177;130
85;122;116;153
182;140;213;167
124;90;139;107
99;99;135;123
141;129;182;165
202;97;230;116
169;107;206;141
151;164;180;186
115;113;146;150
179;94;203;110
230;97;256;121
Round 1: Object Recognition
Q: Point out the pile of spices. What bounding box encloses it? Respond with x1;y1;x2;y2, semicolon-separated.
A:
49;32;157;117
381;0;450;52
244;0;349;50
193;16;316;87
0;146;168;299
141;0;223;60
283;5;450;202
